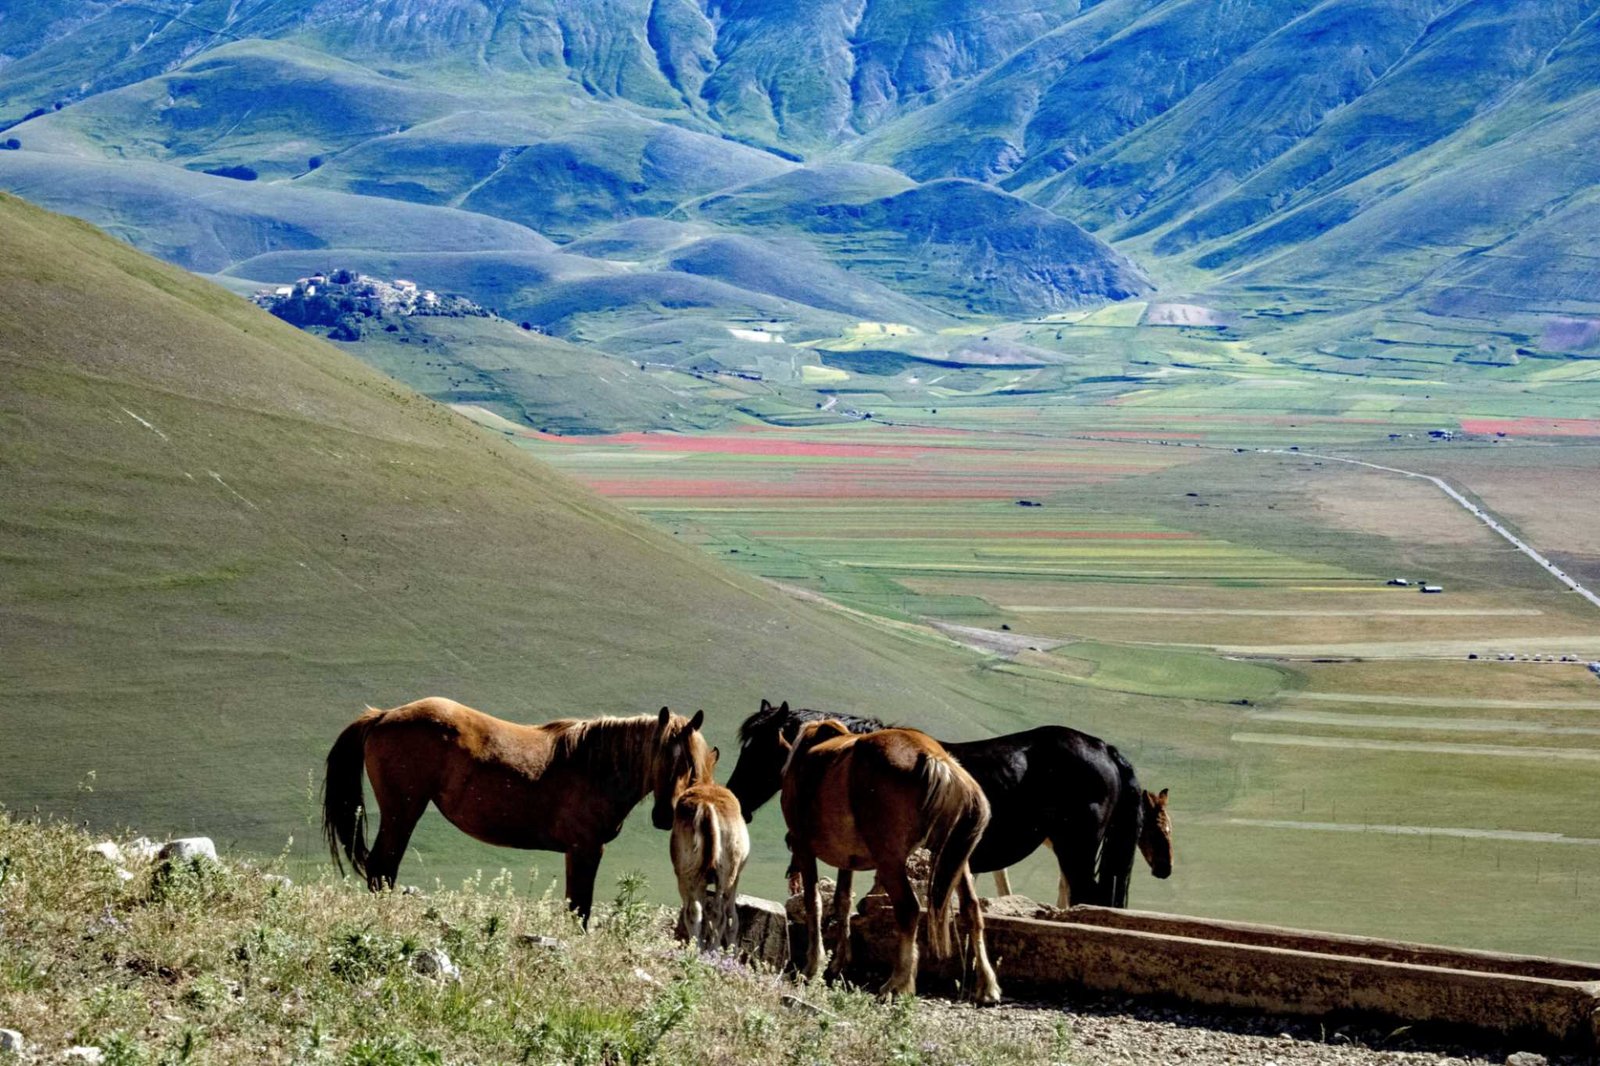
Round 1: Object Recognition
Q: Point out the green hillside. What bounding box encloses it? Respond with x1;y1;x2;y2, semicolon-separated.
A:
0;192;1065;891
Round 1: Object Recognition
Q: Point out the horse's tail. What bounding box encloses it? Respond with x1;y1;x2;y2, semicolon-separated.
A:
322;706;384;880
699;804;723;894
921;753;991;959
1096;745;1143;908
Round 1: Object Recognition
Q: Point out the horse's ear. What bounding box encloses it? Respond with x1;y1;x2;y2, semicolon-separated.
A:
708;746;720;767
1158;787;1169;802
689;709;704;732
657;706;671;729
779;701;789;712
760;698;773;712
1143;790;1155;804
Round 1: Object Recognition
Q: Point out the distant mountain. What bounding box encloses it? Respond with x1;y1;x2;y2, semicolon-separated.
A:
2;0;1597;386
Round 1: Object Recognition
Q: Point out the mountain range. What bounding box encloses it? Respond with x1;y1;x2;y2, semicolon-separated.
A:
3;0;1597;383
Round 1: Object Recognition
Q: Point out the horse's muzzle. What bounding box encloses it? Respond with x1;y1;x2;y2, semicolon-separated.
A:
1152;864;1172;879
651;807;673;831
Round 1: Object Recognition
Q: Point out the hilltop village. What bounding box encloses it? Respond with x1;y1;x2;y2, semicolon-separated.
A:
252;270;489;340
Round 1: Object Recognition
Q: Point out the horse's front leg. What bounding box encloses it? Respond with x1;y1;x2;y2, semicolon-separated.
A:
565;845;605;928
991;868;1013;897
823;868;855;983
794;851;823;983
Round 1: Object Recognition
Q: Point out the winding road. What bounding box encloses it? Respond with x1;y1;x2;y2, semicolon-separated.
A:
1266;450;1600;612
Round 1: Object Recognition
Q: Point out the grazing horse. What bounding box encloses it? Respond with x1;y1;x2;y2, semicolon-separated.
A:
728;700;1171;908
670;751;751;951
322;698;713;923
781;720;1000;1003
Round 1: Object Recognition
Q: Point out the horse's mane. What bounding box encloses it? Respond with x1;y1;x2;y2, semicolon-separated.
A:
739;702;886;745
549;714;666;793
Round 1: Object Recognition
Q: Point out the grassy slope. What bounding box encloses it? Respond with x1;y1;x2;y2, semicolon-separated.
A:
0;813;1052;1064
0;192;1064;893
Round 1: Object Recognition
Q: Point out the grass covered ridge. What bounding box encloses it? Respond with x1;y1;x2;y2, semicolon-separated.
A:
0;813;1057;1065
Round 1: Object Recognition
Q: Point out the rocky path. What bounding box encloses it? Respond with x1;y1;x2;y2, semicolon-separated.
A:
919;995;1569;1066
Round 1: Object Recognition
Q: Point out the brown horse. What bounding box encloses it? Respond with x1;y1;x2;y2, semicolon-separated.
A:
780;720;1000;1003
322;697;713;923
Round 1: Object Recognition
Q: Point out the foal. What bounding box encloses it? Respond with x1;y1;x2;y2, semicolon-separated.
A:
781;720;1000;1003
670;750;750;951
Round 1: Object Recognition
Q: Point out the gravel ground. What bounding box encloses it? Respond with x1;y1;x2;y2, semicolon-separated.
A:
917;994;1579;1066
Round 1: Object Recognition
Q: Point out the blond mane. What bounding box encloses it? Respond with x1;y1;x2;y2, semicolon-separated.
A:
548;713;705;799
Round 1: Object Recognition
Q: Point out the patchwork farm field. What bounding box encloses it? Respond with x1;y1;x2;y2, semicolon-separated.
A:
495;416;1600;959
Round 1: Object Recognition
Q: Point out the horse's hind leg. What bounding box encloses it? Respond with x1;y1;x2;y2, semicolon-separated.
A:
566;845;605;928
991;868;1012;897
823;868;855;983
364;779;428;892
957;868;1001;1005
793;851;824;983
685;893;707;951
877;866;921;1000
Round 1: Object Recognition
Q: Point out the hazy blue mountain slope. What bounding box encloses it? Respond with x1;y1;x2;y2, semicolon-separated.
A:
694;0;1085;144
224;250;618;307
847;0;1168;181
294;106;794;240
1112;0;1599;248
687;167;1152;315
13;41;463;181
662;233;951;325
1211;71;1600;315
0;0;246;126
5;0;1599;342
0;153;550;273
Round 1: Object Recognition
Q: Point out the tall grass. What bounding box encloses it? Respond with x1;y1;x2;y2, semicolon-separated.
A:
0;812;1053;1065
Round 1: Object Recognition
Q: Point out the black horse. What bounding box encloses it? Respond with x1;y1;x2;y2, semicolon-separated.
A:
728;700;1172;907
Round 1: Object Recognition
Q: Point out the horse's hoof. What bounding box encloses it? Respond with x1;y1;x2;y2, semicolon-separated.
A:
969;973;1002;1006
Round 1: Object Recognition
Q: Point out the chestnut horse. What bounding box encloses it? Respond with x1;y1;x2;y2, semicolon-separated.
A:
781;720;1000;1003
322;698;712;923
670;754;750;951
730;700;1172;908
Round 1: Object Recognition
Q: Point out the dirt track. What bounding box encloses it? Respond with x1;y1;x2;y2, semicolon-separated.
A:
919;994;1575;1065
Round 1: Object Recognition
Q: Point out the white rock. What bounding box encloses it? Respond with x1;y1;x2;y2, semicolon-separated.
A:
516;933;568;952
158;838;217;864
114;869;135;883
63;1047;104;1063
124;837;161;861
632;967;658;985
261;874;293;889
87;841;123;865
0;1029;23;1053
411;948;459;981
1506;1054;1547;1066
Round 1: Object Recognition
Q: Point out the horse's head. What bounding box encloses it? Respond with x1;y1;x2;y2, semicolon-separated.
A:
725;698;794;822
650;706;711;831
1139;788;1172;879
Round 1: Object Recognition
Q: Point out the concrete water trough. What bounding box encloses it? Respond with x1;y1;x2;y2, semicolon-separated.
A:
738;895;1600;1052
